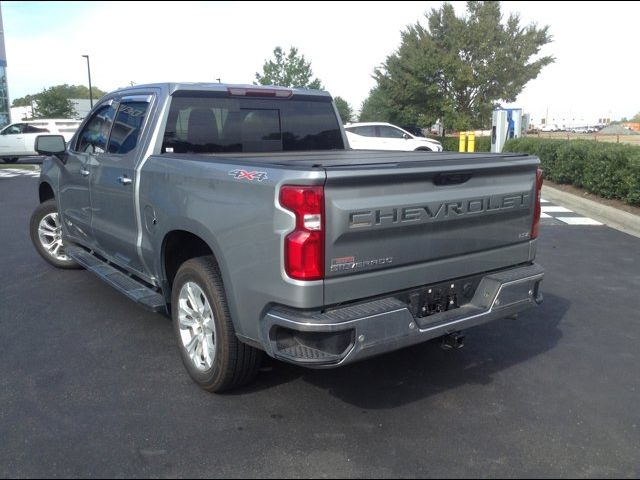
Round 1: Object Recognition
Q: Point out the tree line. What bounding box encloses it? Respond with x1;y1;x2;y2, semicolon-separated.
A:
255;1;553;132
12;84;106;119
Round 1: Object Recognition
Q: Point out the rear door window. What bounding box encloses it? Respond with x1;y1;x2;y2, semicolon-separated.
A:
163;95;343;154
353;126;376;137
24;125;50;133
107;102;149;154
378;126;406;138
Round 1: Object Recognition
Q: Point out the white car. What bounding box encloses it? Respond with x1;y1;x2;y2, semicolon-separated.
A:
344;122;443;152
0;119;82;163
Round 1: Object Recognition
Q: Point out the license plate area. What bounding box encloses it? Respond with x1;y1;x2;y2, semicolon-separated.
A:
401;274;484;319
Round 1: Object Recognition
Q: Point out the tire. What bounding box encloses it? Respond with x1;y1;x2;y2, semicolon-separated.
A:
171;256;263;392
414;147;432;152
29;199;80;269
3;157;18;163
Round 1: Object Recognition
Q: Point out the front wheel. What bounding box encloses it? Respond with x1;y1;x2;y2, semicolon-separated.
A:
29;199;80;269
172;256;263;392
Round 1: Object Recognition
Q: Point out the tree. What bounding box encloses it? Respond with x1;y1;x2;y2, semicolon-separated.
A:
359;86;420;125
373;1;554;131
334;96;353;123
359;87;393;122
255;46;323;89
32;86;77;118
631;113;640;123
12;84;107;109
11;94;36;108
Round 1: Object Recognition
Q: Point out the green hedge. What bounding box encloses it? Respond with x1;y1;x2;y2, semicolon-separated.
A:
503;138;640;206
429;135;491;152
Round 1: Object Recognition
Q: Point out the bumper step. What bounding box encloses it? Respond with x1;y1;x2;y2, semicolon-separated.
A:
66;245;166;313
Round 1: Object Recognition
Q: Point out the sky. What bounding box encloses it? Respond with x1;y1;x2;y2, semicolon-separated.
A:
2;1;639;125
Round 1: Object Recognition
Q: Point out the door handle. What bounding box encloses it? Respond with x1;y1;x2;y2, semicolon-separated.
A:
118;176;132;186
80;168;90;177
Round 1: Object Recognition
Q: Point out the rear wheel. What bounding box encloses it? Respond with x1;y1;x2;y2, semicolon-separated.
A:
29;199;80;269
171;256;263;392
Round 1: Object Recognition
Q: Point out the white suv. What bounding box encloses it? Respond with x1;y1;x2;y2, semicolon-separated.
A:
344;122;443;152
0;119;82;163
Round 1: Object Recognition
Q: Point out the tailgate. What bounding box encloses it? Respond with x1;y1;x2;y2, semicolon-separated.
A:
323;154;540;304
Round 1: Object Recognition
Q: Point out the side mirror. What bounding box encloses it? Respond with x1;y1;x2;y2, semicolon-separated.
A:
403;133;411;140
35;135;66;156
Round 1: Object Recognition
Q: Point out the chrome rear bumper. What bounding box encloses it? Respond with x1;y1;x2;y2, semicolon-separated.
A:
261;263;544;368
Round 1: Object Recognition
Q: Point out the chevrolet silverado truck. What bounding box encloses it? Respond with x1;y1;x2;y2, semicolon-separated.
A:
29;83;544;392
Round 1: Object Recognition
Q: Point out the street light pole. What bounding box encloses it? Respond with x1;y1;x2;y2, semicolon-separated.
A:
82;55;93;108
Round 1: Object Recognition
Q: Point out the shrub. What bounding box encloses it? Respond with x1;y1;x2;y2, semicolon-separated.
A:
503;138;640;206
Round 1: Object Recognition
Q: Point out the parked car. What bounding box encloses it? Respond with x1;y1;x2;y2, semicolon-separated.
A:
0;119;82;163
30;83;544;392
345;122;443;152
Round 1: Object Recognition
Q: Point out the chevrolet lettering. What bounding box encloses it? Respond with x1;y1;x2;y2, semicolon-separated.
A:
349;192;531;228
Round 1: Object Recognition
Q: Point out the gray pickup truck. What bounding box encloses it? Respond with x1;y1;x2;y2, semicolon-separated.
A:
30;83;544;392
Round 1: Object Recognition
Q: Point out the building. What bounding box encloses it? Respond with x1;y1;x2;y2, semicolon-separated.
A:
0;4;10;128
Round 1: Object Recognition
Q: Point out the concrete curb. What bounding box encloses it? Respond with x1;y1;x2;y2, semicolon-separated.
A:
542;185;640;238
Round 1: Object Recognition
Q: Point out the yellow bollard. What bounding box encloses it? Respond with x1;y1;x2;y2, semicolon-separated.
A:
468;132;475;152
459;132;467;152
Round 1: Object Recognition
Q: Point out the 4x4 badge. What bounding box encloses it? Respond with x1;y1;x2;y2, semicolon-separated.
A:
228;169;268;182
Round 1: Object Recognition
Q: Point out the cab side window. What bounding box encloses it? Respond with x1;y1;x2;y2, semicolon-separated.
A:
76;105;116;153
3;124;25;135
107;102;149;154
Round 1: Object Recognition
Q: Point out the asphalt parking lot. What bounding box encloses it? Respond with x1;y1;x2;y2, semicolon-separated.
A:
1;173;639;478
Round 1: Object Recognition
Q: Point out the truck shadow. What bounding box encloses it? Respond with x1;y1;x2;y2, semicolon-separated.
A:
240;293;568;408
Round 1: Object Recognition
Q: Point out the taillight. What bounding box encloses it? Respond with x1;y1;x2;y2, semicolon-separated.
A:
279;185;324;281
531;168;544;239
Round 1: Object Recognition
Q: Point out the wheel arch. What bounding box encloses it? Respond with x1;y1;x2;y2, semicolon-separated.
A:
39;181;55;203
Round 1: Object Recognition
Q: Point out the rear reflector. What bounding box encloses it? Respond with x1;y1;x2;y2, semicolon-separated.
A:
531;168;544;239
279;185;324;280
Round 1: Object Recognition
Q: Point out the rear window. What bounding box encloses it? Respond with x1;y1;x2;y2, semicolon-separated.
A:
162;95;344;153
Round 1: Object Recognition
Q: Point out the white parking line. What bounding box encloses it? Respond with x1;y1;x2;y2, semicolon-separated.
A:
540;198;550;203
542;206;573;213
0;168;41;178
540;213;552;218
556;217;603;226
